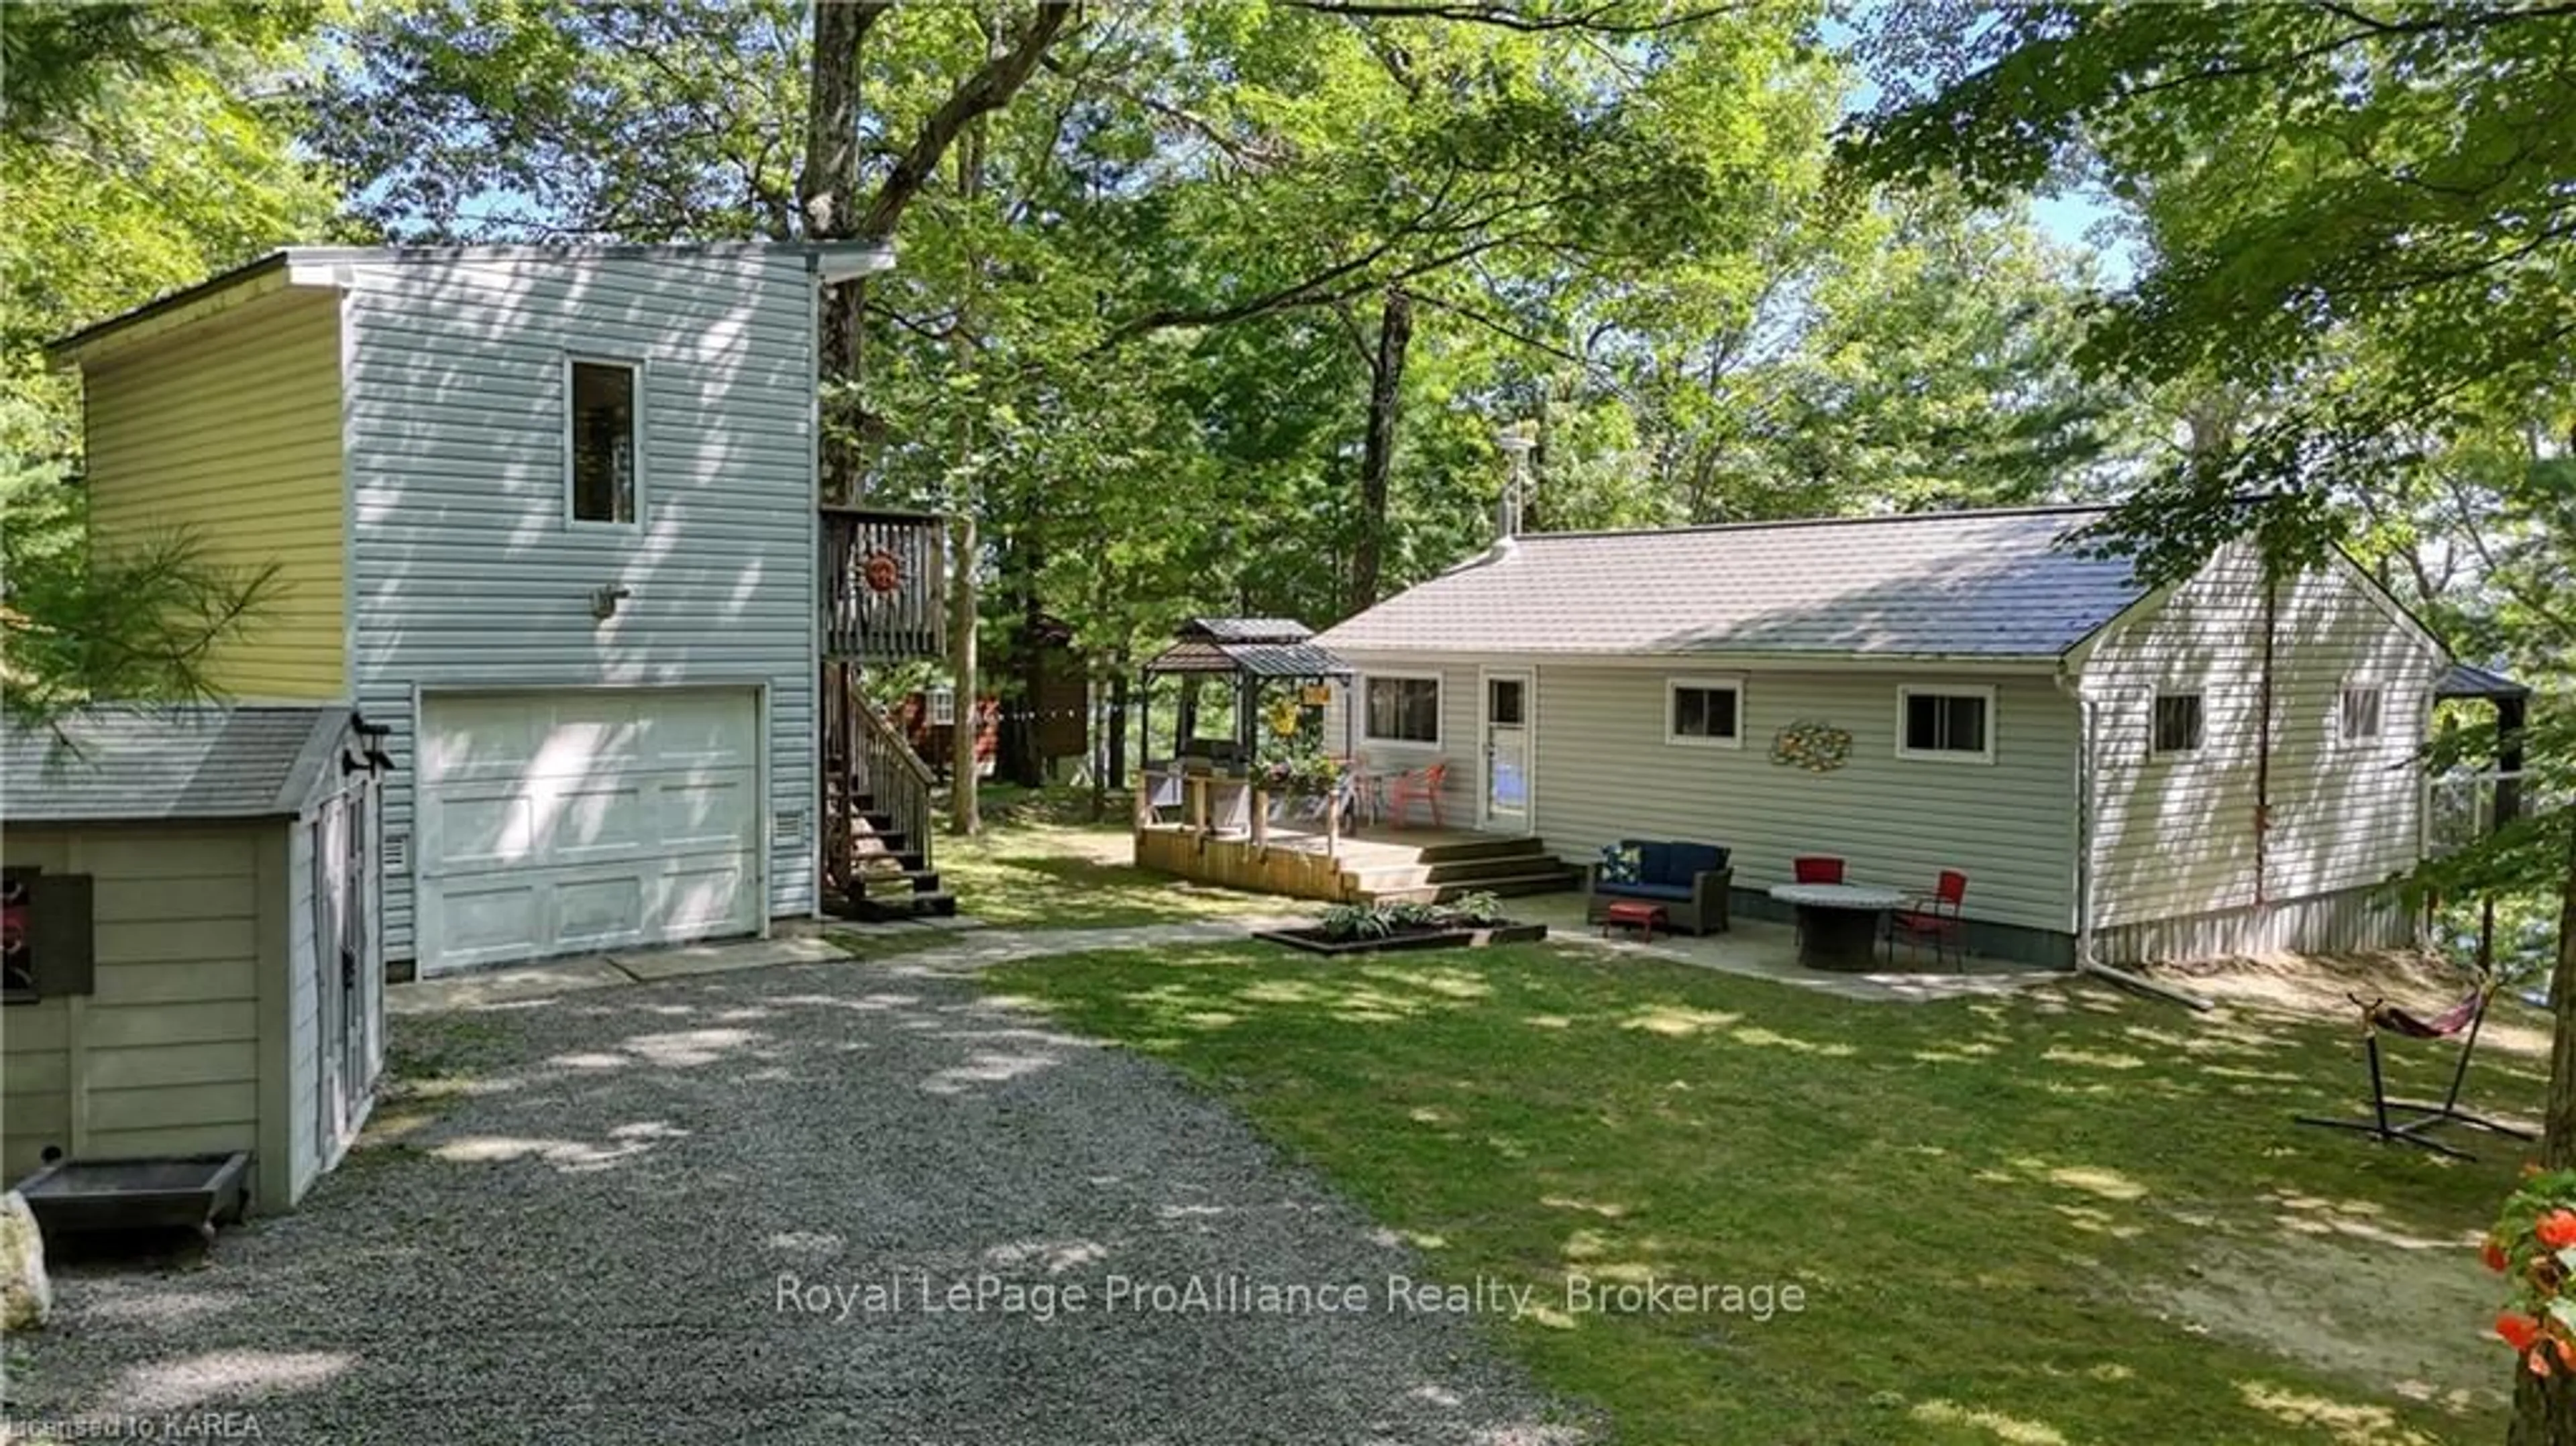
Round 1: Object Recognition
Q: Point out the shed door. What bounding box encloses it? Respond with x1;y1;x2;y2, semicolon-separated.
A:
415;689;762;972
315;775;382;1162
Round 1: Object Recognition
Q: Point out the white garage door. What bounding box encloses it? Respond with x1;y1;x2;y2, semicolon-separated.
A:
416;688;763;972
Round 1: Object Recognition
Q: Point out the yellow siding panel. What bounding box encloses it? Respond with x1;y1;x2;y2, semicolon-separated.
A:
85;288;347;700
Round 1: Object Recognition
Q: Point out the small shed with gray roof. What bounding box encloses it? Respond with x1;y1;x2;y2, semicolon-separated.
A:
2;705;390;1212
1313;505;2459;967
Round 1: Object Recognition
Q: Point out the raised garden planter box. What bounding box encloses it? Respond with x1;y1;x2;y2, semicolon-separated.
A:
15;1152;251;1243
1254;922;1549;956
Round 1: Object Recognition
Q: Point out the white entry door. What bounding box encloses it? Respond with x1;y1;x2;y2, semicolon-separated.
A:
1481;669;1532;828
415;688;762;972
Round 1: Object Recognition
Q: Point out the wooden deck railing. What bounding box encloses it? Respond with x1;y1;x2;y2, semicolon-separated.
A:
1134;768;1341;854
821;506;945;661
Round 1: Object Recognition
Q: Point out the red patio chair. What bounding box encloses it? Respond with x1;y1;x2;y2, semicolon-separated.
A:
1385;760;1448;830
1792;856;1845;884
1886;870;1968;969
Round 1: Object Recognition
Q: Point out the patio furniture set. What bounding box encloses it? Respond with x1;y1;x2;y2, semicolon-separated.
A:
1586;844;1970;971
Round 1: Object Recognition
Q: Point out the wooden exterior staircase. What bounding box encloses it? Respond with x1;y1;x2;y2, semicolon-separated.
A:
822;666;957;923
816;503;955;923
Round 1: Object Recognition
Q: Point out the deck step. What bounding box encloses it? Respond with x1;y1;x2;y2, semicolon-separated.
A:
855;867;942;896
1341;854;1579;890
1356;869;1579;905
842;889;959;922
1386;834;1558;865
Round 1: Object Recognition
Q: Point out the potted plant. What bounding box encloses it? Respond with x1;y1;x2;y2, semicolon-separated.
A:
2487;1166;2576;1378
1260;750;1345;801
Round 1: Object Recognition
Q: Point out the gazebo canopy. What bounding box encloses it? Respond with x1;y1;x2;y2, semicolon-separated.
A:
2436;661;2531;701
1142;618;1351;679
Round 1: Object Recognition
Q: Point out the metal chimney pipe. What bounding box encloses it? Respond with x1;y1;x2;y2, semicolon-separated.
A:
1496;424;1536;539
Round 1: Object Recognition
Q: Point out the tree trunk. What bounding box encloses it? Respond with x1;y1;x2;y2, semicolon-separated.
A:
1108;668;1130;787
946;113;987;838
2509;822;2576;1444
855;2;1075;241
1101;666;1130;821
949;508;982;835
1348;286;1413;615
800;0;890;504
1010;553;1047;787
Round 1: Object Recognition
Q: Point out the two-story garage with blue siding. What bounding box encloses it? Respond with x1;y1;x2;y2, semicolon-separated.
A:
47;243;909;977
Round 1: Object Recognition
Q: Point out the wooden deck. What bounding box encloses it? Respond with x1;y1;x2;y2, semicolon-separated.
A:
1132;821;1578;904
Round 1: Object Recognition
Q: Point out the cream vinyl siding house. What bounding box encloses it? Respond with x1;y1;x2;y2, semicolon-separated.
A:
1317;507;2452;966
51;243;893;977
2072;540;2445;960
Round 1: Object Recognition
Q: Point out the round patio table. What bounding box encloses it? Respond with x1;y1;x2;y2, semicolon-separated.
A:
1768;882;1904;972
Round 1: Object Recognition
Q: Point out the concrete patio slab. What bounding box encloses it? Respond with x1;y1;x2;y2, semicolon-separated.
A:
387;956;633;1015
1505;891;2063;1003
611;934;849;980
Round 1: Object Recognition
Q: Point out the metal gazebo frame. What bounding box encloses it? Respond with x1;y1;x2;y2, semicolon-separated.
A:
1136;618;1354;776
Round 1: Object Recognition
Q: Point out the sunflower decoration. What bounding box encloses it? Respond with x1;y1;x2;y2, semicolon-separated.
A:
1267;696;1305;738
1770;720;1852;773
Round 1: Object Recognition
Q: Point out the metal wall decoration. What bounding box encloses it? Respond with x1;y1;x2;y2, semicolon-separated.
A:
1770;720;1853;773
861;547;904;594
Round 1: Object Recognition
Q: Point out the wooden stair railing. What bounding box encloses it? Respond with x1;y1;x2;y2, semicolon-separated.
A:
849;681;937;883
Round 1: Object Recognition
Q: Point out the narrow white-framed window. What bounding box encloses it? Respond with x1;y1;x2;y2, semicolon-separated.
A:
1895;685;1996;764
928;687;957;727
566;356;643;526
1665;677;1744;748
2339;681;2385;743
2149;691;2204;757
1360;673;1442;746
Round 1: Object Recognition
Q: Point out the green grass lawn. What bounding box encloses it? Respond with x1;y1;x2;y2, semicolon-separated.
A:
986;940;2538;1445
923;783;1311;929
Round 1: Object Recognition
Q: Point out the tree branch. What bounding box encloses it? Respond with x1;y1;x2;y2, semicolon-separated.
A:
1281;0;1742;34
857;1;1077;241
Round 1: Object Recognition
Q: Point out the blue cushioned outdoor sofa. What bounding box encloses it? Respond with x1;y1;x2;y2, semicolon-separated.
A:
1583;840;1731;935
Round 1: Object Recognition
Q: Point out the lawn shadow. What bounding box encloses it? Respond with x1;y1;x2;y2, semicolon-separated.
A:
987;938;2524;1443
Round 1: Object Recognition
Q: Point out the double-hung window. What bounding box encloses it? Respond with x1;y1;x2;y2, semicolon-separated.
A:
1666;678;1743;748
1896;685;1994;763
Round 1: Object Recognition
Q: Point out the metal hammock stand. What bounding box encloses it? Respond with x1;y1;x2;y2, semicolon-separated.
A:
2294;974;2534;1161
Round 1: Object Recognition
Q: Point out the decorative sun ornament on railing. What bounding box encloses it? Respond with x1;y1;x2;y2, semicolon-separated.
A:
861;547;903;595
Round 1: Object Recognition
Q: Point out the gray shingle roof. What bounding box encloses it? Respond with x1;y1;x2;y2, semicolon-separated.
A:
1313;507;2149;661
3;706;351;824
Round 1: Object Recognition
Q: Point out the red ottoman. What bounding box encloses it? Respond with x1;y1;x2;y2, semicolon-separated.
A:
1601;899;1668;942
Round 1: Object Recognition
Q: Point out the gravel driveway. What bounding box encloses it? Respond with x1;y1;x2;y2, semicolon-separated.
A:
13;954;1582;1444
